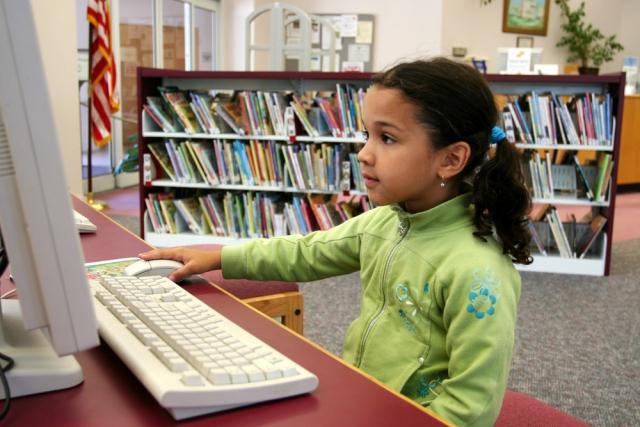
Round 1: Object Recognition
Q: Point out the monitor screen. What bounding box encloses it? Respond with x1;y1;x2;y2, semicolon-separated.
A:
0;0;99;398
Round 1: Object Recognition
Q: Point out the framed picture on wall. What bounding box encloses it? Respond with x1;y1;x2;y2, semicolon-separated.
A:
517;36;534;48
503;0;550;36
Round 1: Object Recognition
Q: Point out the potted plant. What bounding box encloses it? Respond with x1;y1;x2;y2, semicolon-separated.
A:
555;0;624;74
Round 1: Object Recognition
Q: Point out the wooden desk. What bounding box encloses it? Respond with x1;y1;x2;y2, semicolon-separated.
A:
618;95;640;185
0;197;447;426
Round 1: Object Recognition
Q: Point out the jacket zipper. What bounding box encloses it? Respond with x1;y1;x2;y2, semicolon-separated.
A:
355;223;409;368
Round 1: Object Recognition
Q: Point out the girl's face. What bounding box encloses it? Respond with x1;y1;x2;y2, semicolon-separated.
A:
359;85;447;213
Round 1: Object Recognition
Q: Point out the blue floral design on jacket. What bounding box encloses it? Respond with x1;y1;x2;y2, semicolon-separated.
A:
394;282;431;334
417;375;443;398
466;268;500;320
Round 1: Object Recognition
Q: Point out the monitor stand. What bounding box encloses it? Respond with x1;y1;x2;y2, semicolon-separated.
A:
0;299;83;398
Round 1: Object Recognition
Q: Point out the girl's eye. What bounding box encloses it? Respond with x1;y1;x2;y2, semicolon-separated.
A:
382;134;396;145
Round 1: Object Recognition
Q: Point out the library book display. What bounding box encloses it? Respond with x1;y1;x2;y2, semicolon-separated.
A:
137;68;625;276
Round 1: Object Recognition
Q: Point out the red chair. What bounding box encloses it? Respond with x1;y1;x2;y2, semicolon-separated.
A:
186;245;304;335
496;390;589;426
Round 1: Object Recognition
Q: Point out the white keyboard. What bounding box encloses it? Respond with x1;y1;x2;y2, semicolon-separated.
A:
90;275;318;420
73;210;97;233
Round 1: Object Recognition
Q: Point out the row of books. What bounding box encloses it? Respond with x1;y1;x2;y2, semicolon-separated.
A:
145;192;372;239
143;85;367;139
148;139;365;193
500;91;615;146
528;205;608;259
522;152;613;202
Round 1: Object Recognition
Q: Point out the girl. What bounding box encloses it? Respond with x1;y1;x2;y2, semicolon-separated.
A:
141;57;532;426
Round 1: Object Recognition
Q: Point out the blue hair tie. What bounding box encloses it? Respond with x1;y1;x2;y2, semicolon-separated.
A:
491;127;506;145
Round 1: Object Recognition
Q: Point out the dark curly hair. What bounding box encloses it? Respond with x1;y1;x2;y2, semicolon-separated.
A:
372;57;532;264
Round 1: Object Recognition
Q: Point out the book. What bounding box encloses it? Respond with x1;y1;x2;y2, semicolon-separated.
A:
158;194;177;234
576;214;608;258
158;87;202;134
213;102;245;135
527;221;548;256
174;198;204;234
146;96;178;132
290;95;319;137
598;158;615;201
143;105;169;132
147;143;176;181
593;153;613;202
189;141;220;186
572;154;594;200
545;207;572;258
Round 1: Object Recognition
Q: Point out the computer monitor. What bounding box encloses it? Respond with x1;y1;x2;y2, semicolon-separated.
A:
0;0;99;398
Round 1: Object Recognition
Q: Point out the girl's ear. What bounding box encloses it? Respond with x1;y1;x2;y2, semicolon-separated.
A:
438;141;471;180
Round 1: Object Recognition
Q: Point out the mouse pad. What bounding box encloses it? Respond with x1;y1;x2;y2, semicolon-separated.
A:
85;257;139;280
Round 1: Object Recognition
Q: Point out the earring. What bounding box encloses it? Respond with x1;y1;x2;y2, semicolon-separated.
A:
439;175;446;188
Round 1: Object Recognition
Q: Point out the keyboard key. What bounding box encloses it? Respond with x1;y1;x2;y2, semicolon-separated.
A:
207;368;230;385
181;371;205;386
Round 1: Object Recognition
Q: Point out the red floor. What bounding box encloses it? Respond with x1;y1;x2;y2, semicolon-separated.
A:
95;187;640;242
95;186;139;217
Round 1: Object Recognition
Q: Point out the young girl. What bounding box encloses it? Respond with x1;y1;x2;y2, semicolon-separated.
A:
140;57;532;426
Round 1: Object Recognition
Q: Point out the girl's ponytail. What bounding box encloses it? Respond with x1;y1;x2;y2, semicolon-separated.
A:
472;135;532;264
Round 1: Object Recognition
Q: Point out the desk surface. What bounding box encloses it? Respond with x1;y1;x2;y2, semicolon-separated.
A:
0;197;447;426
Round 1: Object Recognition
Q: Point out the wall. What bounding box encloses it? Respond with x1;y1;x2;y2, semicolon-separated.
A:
237;0;444;72
220;0;254;70
223;0;639;73
34;0;83;195
619;0;640;70
442;0;635;74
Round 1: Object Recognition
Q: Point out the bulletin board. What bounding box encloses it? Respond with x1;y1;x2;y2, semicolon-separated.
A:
285;13;375;72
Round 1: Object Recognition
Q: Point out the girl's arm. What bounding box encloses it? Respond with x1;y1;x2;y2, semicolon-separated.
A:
221;208;377;283
429;262;521;426
140;207;378;284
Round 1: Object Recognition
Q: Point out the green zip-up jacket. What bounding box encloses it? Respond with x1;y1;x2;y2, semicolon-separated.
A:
222;193;521;426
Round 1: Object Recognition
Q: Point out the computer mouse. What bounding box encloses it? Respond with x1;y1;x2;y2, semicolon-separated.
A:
124;259;185;278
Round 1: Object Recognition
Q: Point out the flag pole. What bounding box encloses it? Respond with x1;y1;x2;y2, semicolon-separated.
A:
86;21;107;211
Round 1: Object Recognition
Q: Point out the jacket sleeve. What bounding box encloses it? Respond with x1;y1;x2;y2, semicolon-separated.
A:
428;261;521;427
221;208;378;283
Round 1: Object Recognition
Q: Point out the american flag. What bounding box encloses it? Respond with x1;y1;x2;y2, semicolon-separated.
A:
87;0;119;147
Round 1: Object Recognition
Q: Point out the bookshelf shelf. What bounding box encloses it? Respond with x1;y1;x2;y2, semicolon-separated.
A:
143;131;365;144
515;143;614;152
516;253;605;276
137;69;625;276
531;197;609;207
149;179;367;196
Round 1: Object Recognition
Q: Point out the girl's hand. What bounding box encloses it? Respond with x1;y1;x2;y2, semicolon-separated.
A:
138;247;222;282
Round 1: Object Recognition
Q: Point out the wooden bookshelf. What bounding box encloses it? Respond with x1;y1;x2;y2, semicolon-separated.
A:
137;69;625;276
490;73;625;276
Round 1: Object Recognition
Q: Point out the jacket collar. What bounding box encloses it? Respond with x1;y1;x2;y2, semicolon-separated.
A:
390;192;473;235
